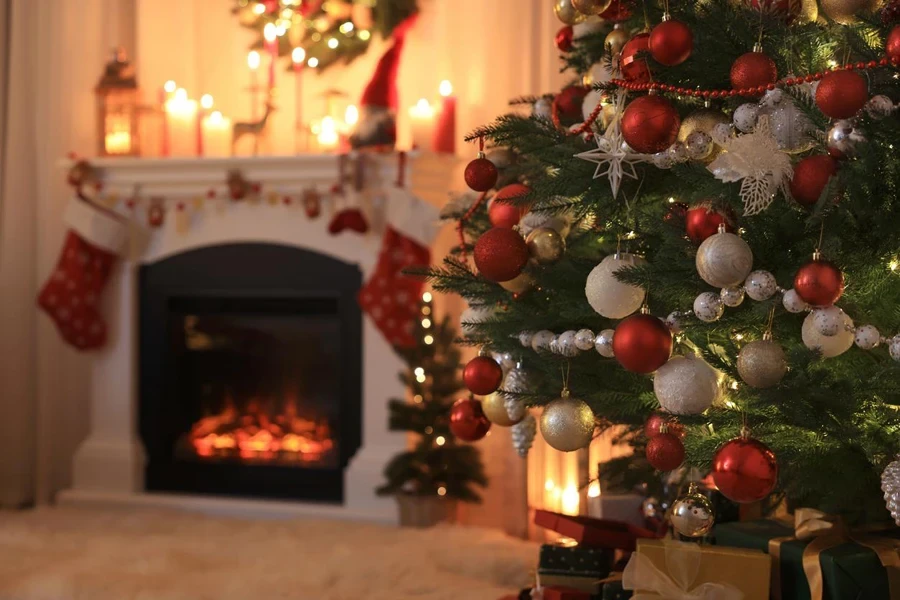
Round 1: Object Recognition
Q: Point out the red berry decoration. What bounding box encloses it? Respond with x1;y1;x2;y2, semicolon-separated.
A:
621;33;651;83
556;25;575;52
473;227;530;282
599;0;633;20
554;86;590;126
490;183;532;228
464;155;498;192
613;313;673;374
730;49;778;94
449;397;492;442
815;70;869;119
646;432;685;471
649;18;694;66
463;355;504;395
644;412;685;439
711;433;778;503
794;257;844;307
888;25;900;60
621;94;681;154
685;203;735;244
790;155;838;207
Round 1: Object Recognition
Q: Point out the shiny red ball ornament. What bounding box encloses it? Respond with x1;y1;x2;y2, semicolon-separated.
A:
621;33;651;83
489;183;531;228
613;313;673;374
815;70;869;119
685;204;735;244
556;25;575;52
554;86;590;126
790;155;838;207
644;412;685;439
473;227;530;282
730;50;778;94
621;94;681;154
449;397;492;442
888;26;900;61
464;156;499;192
463;356;504;395
794;258;844;307
646;432;685;471
711;435;778;503
599;0;632;20
649;18;694;66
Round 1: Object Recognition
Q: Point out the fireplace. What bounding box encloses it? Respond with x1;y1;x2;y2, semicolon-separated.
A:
139;243;362;503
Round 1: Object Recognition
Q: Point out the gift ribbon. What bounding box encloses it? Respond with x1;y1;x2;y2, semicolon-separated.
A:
622;540;743;600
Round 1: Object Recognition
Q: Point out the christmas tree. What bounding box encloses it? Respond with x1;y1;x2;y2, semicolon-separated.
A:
426;0;900;524
377;292;488;503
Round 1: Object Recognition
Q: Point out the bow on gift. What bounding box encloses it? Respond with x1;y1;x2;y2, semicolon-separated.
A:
622;540;743;600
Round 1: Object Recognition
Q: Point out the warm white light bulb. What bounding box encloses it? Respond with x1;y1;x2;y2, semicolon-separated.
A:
421;318;432;328
264;22;277;42
344;104;359;126
307;57;319;68
292;47;306;64
174;87;188;101
437;486;447;496
248;50;261;70
435;436;446;446
424;335;434;345
588;481;601;498
422;292;433;302
208;110;224;125
200;94;214;109
439;80;452;97
358;29;371;41
327;37;339;49
163;80;177;93
544;479;555;492
339;21;354;34
253;2;266;14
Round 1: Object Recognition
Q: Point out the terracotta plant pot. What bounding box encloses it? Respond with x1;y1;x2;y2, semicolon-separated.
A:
396;494;458;528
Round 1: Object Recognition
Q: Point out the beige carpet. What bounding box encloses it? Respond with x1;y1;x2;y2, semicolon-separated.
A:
0;506;537;600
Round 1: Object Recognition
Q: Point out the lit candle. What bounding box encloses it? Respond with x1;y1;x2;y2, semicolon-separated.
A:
248;50;261;119
165;88;199;157
197;94;214;156
159;79;177;156
316;115;339;151
408;98;435;151
340;104;358;152
264;23;278;91
292;47;306;151
104;130;132;155
202;111;232;157
433;80;457;154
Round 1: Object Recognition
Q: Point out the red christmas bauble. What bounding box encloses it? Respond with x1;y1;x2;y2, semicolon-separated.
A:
794;259;844;307
815;70;869;120
449;397;492;442
790;155;837;207
555;86;590;126
599;0;632;20
473;227;530;282
490;184;531;228
464;156;499;192
621;94;681;154
649;19;694;66
556;25;575;52
613;314;673;374
730;51;778;93
621;33;651;83
711;436;778;503
888;25;900;60
685;204;735;244
463;356;504;395
644;412;685;439
646;432;685;471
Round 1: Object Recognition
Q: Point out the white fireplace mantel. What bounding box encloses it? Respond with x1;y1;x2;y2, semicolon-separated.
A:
57;153;455;523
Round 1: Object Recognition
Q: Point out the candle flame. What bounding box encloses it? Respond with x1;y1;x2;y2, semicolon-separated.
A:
561;484;580;515
208;110;225;125
264;23;277;42
317;116;339;146
200;94;214;109
292;47;306;63
174;87;188;101
163;80;177;93
439;80;453;97
248;50;261;70
588;480;601;498
253;2;266;14
344;104;359;126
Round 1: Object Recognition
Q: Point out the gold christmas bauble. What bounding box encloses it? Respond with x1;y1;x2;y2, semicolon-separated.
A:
500;271;535;294
670;484;716;538
554;0;587;24
605;26;630;55
819;0;882;23
737;338;787;389
482;392;522;427
526;227;566;265
539;391;595;452
677;108;730;162
696;231;754;288
572;0;613;14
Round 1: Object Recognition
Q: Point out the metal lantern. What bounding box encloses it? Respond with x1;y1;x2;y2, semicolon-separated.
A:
96;48;140;157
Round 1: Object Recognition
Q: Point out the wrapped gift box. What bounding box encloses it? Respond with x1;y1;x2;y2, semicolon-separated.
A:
587;493;646;529
534;509;658;551
538;543;612;594
542;586;592;600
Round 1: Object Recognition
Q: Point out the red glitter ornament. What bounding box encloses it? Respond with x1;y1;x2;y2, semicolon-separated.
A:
646;432;685;471
463;356;504;395
794;258;844;307
711;434;778;503
489;183;531;228
888;26;900;60
685;204;735;244
473;227;530;282
599;0;633;20
649;18;694;66
730;50;778;94
449;397;492;442
464;156;498;192
644;412;685;439
556;25;575;52
621;33;651;83
790;155;838;207
621;94;681;154
613;313;673;374
554;86;590;126
815;70;868;119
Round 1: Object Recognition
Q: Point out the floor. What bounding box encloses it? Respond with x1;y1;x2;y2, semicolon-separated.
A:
0;506;538;600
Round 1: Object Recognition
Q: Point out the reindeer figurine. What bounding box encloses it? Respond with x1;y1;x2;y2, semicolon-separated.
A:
231;101;277;156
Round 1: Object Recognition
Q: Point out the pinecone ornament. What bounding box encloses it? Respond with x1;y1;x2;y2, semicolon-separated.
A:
512;414;537;458
882;456;900;525
503;362;536;422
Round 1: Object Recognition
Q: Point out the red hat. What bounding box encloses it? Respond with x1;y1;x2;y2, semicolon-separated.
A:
359;14;418;111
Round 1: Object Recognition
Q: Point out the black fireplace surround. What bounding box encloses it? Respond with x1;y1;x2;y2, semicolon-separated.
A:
139;243;363;503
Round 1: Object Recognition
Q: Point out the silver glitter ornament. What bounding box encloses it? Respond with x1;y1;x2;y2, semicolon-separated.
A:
694;292;725;323
670;483;715;538
764;97;814;153
854;324;881;350
652;150;676;169
733;103;760;133
595;329;615;358
574;329;596;351
881;456;900;525
549;335;561;354
512;414;537;458
737;336;787;389
720;286;746;307
667;142;689;163
556;330;580;356
812;306;846;337
782;289;809;313
534;97;553;120
539;389;595;452
519;331;535;348
666;311;684;333
685;131;714;161
503;363;535;422
744;270;777;301
890;336;900;361
531;330;555;353
866;95;895;119
826;119;866;157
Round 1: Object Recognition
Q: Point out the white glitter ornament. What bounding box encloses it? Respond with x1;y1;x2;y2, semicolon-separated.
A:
764;96;814;154
854;324;881;350
721;286;746;307
666;311;684;333
519;331;535;348
574;329;596;351
890;336;900;361
651;151;676;169
733;103;760;133
694;292;725;322
556;330;580;356
802;311;854;358
881;456;900;525
761;88;783;107
549;336;561;354
595;329;615;357
585;253;647;319
511;414;537;458
534;97;553;120
782;289;809;313
531;330;556;353
812;306;846;337
866;95;895;119
667;142;689;163
696;229;754;288
744;270;778;301
653;355;719;415
685;131;713;161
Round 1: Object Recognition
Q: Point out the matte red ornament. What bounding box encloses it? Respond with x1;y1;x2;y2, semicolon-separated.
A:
649;18;694;66
646;432;685;471
711;435;778;503
644;412;685;439
888;26;900;61
621;94;681;154
794;258;844;307
613;314;673;374
599;0;632;20
815;70;868;119
620;33;651;83
473;227;530;282
790;155;837;207
554;86;590;126
449;397;492;442
463;355;504;395
556;25;575;52
464;156;499;192
730;51;778;94
489;183;531;228
685;204;735;244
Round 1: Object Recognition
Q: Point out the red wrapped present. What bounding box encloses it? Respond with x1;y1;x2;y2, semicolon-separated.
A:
534;509;658;551
543;586;592;600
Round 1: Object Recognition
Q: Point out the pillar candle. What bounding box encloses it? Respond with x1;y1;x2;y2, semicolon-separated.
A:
202;111;231;158
432;80;456;154
292;47;306;152
408;98;435;151
264;23;278;91
166;88;199;157
248;51;261;120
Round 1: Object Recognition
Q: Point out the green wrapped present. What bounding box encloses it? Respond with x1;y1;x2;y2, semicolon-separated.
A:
714;510;900;600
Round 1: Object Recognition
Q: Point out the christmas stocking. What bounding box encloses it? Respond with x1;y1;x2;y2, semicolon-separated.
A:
37;198;128;351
